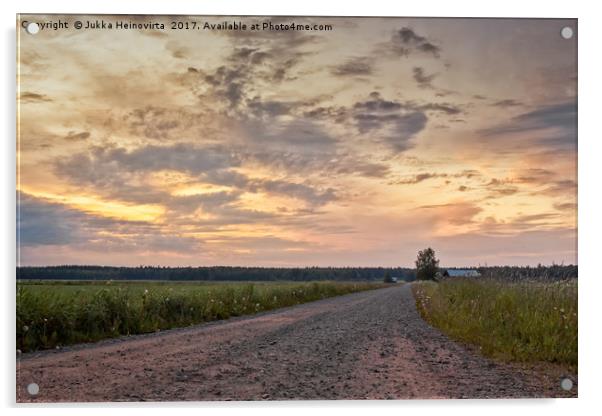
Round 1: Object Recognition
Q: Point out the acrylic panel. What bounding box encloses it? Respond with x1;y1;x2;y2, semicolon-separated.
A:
16;15;577;402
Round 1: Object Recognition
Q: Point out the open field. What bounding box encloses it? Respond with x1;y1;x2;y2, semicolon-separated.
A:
413;278;577;370
17;280;385;352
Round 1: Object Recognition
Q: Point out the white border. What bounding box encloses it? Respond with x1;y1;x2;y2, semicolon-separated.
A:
3;1;601;414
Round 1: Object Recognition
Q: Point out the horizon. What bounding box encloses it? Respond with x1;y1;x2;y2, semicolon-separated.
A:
17;16;577;267
16;262;577;269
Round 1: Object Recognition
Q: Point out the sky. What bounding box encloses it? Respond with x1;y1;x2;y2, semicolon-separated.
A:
17;16;577;267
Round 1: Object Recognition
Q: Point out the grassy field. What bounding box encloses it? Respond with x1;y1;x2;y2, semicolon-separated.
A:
413;278;577;370
17;280;385;352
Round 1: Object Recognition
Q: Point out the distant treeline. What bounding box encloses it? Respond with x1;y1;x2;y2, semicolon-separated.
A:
476;264;577;281
16;265;417;282
16;264;577;282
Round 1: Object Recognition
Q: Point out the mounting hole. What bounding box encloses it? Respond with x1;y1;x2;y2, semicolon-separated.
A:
560;378;573;391
26;22;40;35
27;382;39;396
560;26;574;40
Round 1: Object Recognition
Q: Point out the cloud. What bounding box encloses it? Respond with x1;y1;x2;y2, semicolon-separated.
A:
125;106;184;140
541;180;577;197
554;202;577;211
478;212;567;235
491;99;523;108
18;192;88;246
480;101;576;137
55;142;338;209
435;228;576;266
85;143;239;176
243;150;390;180
165;40;192;59
478;101;577;155
17;191;197;254
334;161;391;178
19;92;52;103
353;92;402;112
511;168;555;184
413;67;436;89
246;97;297;118
352;93;428;149
228;47;272;65
184;34;315;115
389;27;441;58
185;64;252;111
244;117;338;151
419;202;483;226
255;179;337;206
393;172;446;185
64;131;90;141
479;178;520;198
487;186;519;197
513;213;561;224
350;92;462;152
386;112;429;151
53;143;241;207
204;235;314;252
303;105;348;123
166;191;242;214
331;57;374;77
354;111;427;152
419;103;462;115
353;92;462;116
479;168;574;200
390;170;480;185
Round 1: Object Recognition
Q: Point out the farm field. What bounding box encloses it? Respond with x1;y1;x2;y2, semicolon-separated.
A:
413;278;577;371
17;280;385;352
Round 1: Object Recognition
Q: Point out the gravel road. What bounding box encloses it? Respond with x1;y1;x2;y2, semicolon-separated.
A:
16;284;575;402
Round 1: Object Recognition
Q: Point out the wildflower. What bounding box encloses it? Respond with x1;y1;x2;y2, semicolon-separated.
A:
144;289;149;295
22;325;29;332
165;297;170;302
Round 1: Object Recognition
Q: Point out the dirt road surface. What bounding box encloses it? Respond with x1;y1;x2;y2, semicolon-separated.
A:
17;284;575;402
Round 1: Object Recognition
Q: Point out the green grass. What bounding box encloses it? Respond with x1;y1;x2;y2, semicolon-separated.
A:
413;278;577;370
17;280;385;352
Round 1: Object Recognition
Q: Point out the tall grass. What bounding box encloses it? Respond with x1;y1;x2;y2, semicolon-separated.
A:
413;278;577;369
17;281;384;352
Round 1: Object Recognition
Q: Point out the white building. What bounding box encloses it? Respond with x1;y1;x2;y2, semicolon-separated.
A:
442;269;481;278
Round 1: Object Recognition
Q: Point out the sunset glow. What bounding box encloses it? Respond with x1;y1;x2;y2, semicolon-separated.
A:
17;16;577;266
